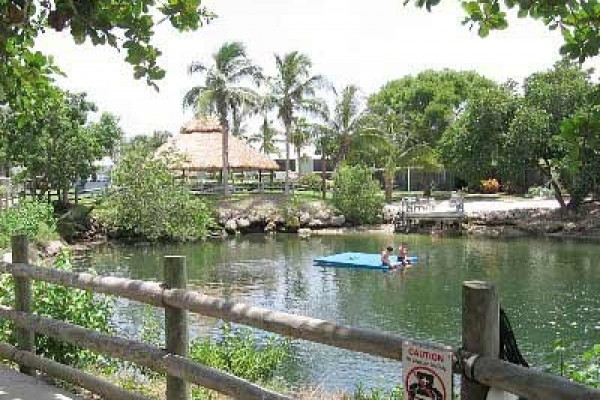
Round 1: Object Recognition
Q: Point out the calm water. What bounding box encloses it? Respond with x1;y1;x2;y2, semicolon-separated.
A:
75;234;600;391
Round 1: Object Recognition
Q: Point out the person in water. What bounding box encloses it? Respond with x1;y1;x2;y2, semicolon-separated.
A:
398;242;410;267
381;246;400;269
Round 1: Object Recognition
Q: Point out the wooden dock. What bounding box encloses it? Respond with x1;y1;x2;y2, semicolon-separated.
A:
394;211;466;233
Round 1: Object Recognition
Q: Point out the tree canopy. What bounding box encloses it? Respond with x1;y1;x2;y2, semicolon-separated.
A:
409;0;600;61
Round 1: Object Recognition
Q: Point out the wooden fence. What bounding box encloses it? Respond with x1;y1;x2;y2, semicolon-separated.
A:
0;235;598;400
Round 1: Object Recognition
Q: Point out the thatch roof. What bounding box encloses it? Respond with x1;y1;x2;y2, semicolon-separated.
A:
157;116;279;171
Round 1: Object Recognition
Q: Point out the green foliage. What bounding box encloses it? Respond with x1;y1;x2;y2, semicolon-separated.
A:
0;249;113;367
1;89;123;201
0;198;58;249
347;384;404;400
297;173;322;191
527;186;554;199
332;165;383;225
0;0;213;94
566;344;600;388
368;70;496;145
189;323;290;385
438;85;516;187
94;144;214;241
409;0;600;61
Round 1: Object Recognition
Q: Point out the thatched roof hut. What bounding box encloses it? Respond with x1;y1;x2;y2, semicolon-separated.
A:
156;116;279;172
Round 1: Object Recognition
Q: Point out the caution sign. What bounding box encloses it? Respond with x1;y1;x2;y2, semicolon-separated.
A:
402;341;453;400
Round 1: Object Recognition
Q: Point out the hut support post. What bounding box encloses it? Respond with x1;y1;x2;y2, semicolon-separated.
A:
164;256;190;400
12;235;35;375
462;281;499;400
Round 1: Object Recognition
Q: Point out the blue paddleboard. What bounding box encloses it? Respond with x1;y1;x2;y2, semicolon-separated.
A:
314;252;418;270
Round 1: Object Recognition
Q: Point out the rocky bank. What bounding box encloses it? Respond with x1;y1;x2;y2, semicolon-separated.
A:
465;202;600;238
215;195;345;236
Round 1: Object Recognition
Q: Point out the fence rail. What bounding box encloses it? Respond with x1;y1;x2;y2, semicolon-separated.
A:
0;235;598;400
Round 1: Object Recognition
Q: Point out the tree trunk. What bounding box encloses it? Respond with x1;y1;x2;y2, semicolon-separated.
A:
218;106;231;198
540;160;566;209
384;168;393;204
61;185;69;205
296;147;302;176
284;120;291;195
321;149;327;200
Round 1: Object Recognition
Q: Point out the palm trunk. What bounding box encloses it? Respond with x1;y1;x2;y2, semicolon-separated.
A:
218;105;231;198
321;145;327;200
296;146;302;176
384;168;393;204
284;120;291;195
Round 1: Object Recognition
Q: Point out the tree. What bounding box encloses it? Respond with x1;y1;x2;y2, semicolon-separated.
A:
438;85;517;189
183;42;261;197
125;130;173;155
505;62;592;207
369;70;496;145
290;117;314;175
244;94;281;156
271;52;327;194
0;0;213;95
1;89;122;202
353;106;438;203
409;0;600;61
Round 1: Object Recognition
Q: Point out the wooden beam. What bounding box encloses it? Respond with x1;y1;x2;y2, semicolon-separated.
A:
0;261;451;360
11;235;35;376
164;256;190;400
0;306;289;400
462;281;499;400
0;342;151;400
463;354;600;400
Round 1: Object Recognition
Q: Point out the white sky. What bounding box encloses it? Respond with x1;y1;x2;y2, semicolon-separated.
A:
35;0;597;138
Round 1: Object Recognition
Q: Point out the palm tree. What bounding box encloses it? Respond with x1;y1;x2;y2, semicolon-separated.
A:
312;85;363;199
183;42;261;196
291;117;314;175
271;51;327;194
352;106;438;203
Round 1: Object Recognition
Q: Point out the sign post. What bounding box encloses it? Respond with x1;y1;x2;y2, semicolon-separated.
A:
402;342;453;400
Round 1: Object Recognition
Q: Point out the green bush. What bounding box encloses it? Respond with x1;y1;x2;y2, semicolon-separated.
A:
332;165;384;225
0;249;113;367
189;323;290;385
347;384;405;400
527;185;554;199
560;344;600;388
94;145;215;241
0;198;58;249
297;173;322;192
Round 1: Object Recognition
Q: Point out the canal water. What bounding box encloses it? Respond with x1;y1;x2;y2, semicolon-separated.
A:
76;234;600;391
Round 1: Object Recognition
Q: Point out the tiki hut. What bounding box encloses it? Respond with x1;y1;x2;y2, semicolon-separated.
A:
156;116;279;173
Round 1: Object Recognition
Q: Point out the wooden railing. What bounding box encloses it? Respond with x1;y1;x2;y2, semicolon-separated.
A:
0;235;598;400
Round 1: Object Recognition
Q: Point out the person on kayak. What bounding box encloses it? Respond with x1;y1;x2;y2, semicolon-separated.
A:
381;246;400;269
397;243;410;267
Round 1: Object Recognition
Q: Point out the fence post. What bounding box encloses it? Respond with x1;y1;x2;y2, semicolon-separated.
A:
11;235;35;376
461;280;499;400
164;256;190;400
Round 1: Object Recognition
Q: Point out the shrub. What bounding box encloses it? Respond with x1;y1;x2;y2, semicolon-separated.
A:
560;344;600;388
347;384;405;400
527;185;554;199
0;198;58;249
0;249;113;367
189;323;290;384
332;165;383;225
297;173;322;192
480;178;500;194
94;145;215;241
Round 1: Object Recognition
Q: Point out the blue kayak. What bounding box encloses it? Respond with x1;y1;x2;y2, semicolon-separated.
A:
314;252;418;270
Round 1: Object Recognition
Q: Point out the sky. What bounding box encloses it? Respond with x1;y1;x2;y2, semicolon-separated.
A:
35;0;594;138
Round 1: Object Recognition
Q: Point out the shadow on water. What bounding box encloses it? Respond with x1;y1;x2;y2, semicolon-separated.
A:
75;233;600;391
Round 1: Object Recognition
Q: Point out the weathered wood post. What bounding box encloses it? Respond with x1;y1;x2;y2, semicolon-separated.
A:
11;235;35;375
462;280;499;400
164;256;190;400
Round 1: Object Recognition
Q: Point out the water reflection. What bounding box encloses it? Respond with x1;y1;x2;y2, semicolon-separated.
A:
75;234;600;391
